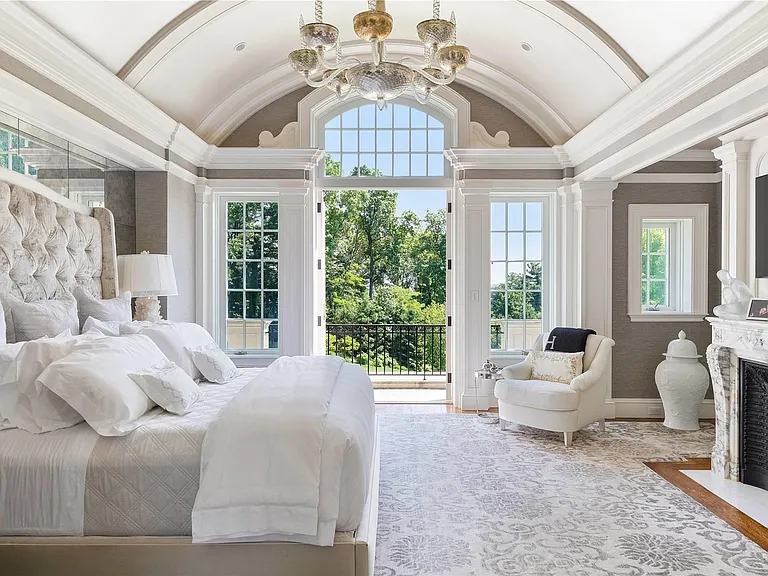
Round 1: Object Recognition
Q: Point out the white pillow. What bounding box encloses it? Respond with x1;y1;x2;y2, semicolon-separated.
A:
0;342;24;430
529;350;584;385
136;322;219;381
1;293;79;343
73;287;131;330
37;334;164;436
187;342;239;384
0;331;106;433
129;360;201;415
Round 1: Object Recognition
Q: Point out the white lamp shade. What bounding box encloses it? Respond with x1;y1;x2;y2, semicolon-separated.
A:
118;253;178;297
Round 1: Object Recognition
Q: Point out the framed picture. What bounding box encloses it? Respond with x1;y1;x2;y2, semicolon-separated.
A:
747;298;768;321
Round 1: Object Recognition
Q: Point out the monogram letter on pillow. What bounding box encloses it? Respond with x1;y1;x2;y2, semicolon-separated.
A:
530;350;584;385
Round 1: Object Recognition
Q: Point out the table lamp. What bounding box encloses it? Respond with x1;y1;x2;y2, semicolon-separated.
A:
117;251;178;322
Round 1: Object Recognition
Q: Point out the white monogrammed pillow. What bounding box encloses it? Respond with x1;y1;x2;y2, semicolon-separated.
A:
129;360;201;415
530;350;584;385
186;343;238;384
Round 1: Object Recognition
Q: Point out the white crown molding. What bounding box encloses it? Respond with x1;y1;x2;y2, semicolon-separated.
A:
719;114;768;143
470;122;510;149
0;69;165;171
0;2;210;168
258;122;299;149
459;179;564;192
200;178;310;193
195;41;574;147
446;147;572;170
565;2;768;170
619;173;722;184
664;149;717;162
204;148;323;171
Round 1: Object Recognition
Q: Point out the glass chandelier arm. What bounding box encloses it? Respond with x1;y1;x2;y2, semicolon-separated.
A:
398;55;431;68
317;49;361;70
303;67;347;88
413;88;432;105
412;66;456;85
315;0;323;23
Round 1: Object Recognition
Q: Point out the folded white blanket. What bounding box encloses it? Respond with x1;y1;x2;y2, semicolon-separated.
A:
191;355;345;544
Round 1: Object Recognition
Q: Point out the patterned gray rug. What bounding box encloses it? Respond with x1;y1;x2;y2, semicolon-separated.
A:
374;414;768;576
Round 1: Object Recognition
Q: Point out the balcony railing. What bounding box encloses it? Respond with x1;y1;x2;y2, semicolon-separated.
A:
326;324;446;378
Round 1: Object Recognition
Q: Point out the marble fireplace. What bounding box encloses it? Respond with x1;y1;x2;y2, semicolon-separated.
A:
707;317;768;485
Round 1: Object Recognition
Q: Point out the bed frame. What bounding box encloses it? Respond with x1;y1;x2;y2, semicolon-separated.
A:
0;171;380;576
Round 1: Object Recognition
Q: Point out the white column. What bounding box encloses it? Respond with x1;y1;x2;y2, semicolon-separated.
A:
195;183;213;333
572;180;617;338
713;141;752;288
557;180;578;327
457;188;491;410
278;186;312;357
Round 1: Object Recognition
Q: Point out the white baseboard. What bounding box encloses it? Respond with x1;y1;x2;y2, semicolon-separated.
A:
607;398;715;419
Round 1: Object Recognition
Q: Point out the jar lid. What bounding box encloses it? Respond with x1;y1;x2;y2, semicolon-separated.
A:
662;330;702;359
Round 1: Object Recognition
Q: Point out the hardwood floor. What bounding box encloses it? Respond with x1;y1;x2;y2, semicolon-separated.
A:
646;459;768;551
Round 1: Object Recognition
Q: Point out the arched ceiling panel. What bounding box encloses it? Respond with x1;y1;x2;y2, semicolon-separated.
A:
568;0;742;74
22;0;195;73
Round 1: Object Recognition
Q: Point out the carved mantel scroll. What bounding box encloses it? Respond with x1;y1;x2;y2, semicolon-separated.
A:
706;317;768;480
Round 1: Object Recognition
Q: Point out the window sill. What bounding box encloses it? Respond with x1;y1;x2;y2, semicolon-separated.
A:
628;313;706;323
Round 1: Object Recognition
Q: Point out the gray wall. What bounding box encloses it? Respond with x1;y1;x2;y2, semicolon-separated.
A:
167;174;196;322
104;169;136;255
612;182;722;398
135;171;169;316
220;83;547;147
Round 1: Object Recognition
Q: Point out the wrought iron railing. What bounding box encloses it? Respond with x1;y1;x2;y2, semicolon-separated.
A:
326;324;446;377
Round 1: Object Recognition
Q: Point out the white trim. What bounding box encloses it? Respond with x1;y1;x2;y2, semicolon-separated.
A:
665;149;717;162
627;313;707;323
619;173;722;184
204;148;323;171
446;147;572;170
610;398;715;420
197;42;573;146
565;2;768;168
460;179;565;192
627;204;709;321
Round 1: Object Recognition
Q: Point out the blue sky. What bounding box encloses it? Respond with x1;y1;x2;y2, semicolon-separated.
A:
395;189;445;218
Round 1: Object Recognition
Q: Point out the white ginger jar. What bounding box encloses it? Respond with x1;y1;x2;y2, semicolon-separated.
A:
655;331;710;431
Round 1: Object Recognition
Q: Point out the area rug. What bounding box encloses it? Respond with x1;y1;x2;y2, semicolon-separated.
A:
374;414;768;576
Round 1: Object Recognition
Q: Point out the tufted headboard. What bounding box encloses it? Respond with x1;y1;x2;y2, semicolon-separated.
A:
0;172;118;307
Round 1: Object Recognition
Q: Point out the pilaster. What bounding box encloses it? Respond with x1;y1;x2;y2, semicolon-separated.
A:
195;183;213;332
713;140;752;287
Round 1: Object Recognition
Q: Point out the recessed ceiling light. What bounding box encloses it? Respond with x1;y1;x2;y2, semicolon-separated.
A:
234;42;246;52
521;42;533;52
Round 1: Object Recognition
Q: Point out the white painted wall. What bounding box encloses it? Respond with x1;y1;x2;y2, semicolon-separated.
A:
167;173;196;322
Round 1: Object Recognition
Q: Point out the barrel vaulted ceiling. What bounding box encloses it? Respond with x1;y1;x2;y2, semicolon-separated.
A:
23;0;744;145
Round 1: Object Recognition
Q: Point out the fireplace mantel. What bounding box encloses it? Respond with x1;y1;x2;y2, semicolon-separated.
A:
706;317;768;482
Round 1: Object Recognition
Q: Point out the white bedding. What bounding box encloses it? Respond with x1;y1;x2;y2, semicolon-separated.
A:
192;356;343;544
0;363;375;540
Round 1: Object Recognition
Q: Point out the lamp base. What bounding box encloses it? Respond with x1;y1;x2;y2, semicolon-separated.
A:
134;296;162;323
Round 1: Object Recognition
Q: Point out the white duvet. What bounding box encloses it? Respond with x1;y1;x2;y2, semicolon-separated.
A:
192;356;374;546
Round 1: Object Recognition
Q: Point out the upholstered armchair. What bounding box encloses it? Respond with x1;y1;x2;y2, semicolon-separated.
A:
494;333;615;446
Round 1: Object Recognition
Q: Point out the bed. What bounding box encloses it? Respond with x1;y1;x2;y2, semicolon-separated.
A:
0;170;380;576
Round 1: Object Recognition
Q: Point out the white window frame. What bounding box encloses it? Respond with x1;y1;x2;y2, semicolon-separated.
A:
217;192;281;357
628;204;708;322
489;193;554;354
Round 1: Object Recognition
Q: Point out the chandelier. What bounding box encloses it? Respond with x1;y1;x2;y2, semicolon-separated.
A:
288;0;470;109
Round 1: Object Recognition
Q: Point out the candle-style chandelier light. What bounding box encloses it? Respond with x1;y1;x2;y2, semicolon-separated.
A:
288;0;471;109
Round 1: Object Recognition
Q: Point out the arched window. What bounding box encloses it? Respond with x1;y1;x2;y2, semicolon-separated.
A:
322;103;446;177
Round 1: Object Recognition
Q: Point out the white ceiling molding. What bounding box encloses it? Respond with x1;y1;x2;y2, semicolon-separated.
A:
0;69;165;171
664;150;717;162
578;65;768;181
619;173;722;184
565;2;768;170
470;122;511;149
258;122;300;149
0;2;209;169
719;114;768;143
446;147;572;171
458;179;564;193
203;148;324;171
195;41;573;147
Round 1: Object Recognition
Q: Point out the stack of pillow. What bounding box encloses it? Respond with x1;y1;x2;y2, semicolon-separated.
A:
0;288;239;437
